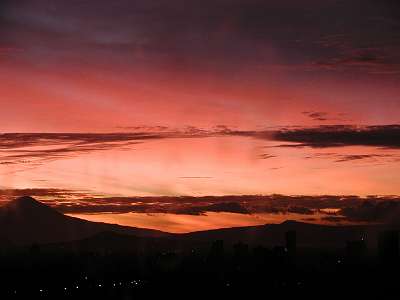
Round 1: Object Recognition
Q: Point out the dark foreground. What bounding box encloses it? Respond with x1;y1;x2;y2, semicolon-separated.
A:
1;232;399;299
1;197;399;298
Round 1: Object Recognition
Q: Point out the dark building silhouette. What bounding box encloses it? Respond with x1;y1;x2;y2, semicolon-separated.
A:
273;246;287;258
346;240;366;262
211;240;224;254
208;240;224;261
233;242;249;261
285;230;297;255
378;230;399;263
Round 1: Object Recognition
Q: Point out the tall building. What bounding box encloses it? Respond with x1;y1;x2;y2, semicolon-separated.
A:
378;230;399;263
209;240;224;260
285;230;297;255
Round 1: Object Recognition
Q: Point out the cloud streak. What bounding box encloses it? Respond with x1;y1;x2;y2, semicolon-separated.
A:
2;189;400;224
1;125;400;169
0;129;232;166
0;132;165;166
269;125;400;148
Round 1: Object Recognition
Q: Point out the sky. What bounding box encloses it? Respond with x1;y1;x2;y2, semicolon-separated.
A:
1;0;400;232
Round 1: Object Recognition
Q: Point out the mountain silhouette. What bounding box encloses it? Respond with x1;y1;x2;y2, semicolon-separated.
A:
181;219;390;249
45;231;178;254
0;196;169;245
43;219;395;254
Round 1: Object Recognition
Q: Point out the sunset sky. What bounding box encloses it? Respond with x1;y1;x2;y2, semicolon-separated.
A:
1;0;400;232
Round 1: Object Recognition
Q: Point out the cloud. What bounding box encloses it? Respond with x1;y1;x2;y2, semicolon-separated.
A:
307;153;400;163
258;154;276;160
0;129;232;167
3;190;400;223
2;0;400;77
0;132;165;166
310;31;400;75
115;125;170;132
0;126;264;169
302;111;329;121
270;125;400;148
53;196;254;215
333;154;393;163
314;48;392;70
338;201;400;224
211;124;400;150
175;202;249;215
0;188;87;205
1;124;400;171
37;194;400;223
301;111;351;122
287;206;314;215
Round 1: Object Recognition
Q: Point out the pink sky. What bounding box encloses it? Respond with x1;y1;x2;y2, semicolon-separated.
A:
1;0;400;231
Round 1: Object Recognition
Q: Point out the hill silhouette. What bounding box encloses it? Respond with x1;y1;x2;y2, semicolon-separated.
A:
0;196;169;245
181;219;388;249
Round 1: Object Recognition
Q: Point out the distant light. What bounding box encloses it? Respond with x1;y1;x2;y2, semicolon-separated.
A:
39;289;43;293
76;286;79;289
98;284;102;288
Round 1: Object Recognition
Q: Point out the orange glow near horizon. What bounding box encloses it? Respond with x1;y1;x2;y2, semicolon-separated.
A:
2;137;400;197
67;211;345;233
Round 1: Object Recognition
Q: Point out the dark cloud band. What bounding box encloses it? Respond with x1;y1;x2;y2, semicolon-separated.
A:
270;125;400;148
2;189;400;225
1;125;400;168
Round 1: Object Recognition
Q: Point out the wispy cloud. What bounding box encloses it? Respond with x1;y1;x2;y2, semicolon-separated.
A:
306;153;400;163
301;111;351;122
1;124;400;171
310;31;400;75
302;111;329;122
0;132;165;166
258;154;276;160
